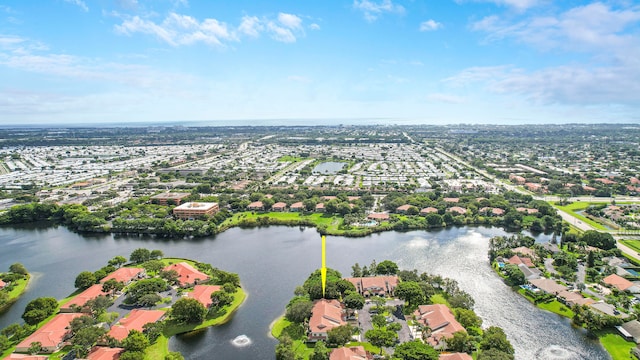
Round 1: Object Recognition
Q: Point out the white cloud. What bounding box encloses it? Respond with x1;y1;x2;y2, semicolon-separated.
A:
278;13;302;29
456;0;542;11
64;0;88;12
115;12;234;46
353;0;405;22
309;23;321;30
238;16;263;37
419;19;442;31
115;12;310;45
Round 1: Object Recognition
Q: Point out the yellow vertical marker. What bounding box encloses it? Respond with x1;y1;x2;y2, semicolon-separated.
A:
321;235;327;298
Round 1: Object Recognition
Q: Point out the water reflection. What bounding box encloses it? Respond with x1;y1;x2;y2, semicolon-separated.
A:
0;225;609;360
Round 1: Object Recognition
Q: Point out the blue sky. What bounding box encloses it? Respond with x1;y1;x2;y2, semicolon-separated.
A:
1;0;639;125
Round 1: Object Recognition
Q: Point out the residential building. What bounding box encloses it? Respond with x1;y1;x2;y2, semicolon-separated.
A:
100;267;145;285
315;203;325;212
86;347;124;360
108;309;165;341
308;299;346;342
396;204;412;213
603;274;637;292
3;355;48;360
0;279;6;289
617;320;640;343
329;346;370;360
272;202;287;211
290;202;304;212
188;285;222;308
15;313;82;353
60;284;109;312
163;262;209;287
447;206;467;215
413;304;466;349
247;201;264;211
367;213;389;222
172;202;219;219
506;255;535;268
345;276;399;297
529;278;567;295
420;207;438;215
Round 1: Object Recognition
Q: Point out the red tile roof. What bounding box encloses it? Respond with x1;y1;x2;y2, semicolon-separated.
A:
0;279;6;289
396;204;412;212
603;274;634;291
163;262;208;286
187;285;222;308
413;304;465;347
448;206;467;215
443;198;459;203
16;313;82;351
290;202;304;209
272;202;287;209
61;284;109;311
367;213;389;220
420;207;438;214
100;267;144;284
247;201;264;209
309;299;345;335
108;309;165;341
345;276;399;296
330;346;368;360
506;255;535;268
86;347;124;360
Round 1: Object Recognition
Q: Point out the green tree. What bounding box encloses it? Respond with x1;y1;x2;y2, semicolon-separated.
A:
393;340;438;360
503;264;525;286
75;271;97;290
71;326;107;358
477;348;514;360
275;335;296;360
165;352;185;360
364;328;396;353
102;279;125;297
376;260;399;275
150;249;164;259
310;340;330;360
351;263;363;277
447;331;473;353
160;269;180;285
285;299;313;323
395;281;425;308
119;351;145;360
126;278;167;304
9;263;28;275
138;293;162;308
327;325;353;347
143;321;164;344
130;248;152;263
455;308;482;329
171;298;206;324
371;314;387;329
164;351;184;360
480;326;514;356
142;260;165;274
22;297;58;325
123;330;150;352
27;341;42;355
108;255;127;268
210;289;234;310
343;292;365;312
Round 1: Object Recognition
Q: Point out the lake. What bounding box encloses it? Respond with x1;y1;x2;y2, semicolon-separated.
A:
312;162;347;174
0;225;610;360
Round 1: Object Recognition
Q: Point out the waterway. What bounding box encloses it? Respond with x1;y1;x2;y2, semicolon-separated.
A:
312;162;347;174
0;224;609;360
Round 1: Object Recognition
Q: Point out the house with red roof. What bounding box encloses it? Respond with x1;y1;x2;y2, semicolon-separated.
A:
15;313;82;353
247;201;264;211
100;267;145;285
439;353;473;360
420;207;438;215
290;202;304;212
107;309;165;341
60;284;109;312
163;262;209;287
447;206;467;215
329;346;371;360
308;299;346;342
396;204;412;213
413;304;466;349
367;213;389;222
0;279;6;289
345;276;398;297
86;347;124;360
187;285;222;308
443;198;459;203
506;255;535;268
271;202;287;212
603;274;635;292
315;203;325;212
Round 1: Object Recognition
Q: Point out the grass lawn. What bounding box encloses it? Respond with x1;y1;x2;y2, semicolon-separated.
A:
621;240;640;253
596;329;635;360
145;334;169;360
221;211;347;234
537;300;574;318
271;316;291;338
0;274;30;312
430;294;450;307
552;202;608;231
345;341;382;355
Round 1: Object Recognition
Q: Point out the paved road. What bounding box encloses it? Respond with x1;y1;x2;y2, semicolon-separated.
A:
544;258;558;275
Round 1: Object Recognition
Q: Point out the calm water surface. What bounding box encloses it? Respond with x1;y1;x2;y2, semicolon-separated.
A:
0;225;609;360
